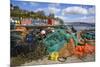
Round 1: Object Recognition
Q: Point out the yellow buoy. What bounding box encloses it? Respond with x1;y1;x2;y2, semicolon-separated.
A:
49;52;59;61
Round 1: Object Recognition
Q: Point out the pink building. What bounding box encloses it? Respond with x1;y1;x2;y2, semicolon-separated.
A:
21;19;32;25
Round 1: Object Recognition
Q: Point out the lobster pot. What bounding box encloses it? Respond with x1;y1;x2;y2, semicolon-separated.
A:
43;29;77;53
43;29;67;53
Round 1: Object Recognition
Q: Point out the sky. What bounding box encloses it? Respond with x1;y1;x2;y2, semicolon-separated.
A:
11;0;95;23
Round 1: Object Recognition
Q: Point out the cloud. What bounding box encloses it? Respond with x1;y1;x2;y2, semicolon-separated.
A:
56;15;95;23
55;15;76;23
21;2;39;7
62;6;88;15
61;6;95;23
88;7;95;14
23;2;27;5
48;7;61;14
47;3;61;14
34;8;45;12
34;7;60;15
34;7;61;16
29;2;39;6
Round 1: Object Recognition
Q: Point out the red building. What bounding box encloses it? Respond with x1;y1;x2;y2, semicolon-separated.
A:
48;19;53;25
